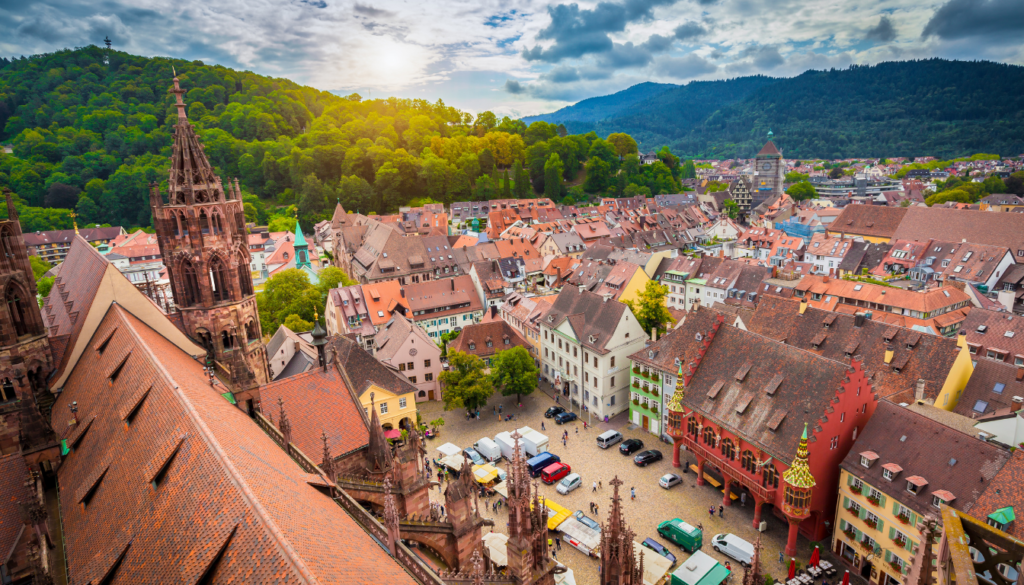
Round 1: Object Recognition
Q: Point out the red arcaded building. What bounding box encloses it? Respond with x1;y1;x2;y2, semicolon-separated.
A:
665;312;878;556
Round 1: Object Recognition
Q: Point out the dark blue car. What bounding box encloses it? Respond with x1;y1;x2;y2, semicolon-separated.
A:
554;412;578;424
641;538;677;567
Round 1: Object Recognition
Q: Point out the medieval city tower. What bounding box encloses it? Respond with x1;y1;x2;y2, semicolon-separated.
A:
0;189;57;458
753;130;785;210
150;76;270;408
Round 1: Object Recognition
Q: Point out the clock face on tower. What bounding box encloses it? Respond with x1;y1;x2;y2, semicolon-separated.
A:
762;163;772;171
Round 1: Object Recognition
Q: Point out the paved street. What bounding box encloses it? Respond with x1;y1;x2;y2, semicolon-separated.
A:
418;388;823;585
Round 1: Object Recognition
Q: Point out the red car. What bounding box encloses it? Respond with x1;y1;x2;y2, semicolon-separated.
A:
541;462;571;484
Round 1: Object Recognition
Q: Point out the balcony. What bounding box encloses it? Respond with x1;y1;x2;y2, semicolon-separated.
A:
680;434;777;502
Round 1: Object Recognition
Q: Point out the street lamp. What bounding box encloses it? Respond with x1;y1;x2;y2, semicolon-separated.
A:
69;401;78;425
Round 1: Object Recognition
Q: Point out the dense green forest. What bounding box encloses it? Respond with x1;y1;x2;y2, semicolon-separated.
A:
523;82;676;125
533;59;1024;159
0;46;690;231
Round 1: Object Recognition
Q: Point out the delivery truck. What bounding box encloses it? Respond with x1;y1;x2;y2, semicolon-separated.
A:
494;431;527;461
516;426;550;457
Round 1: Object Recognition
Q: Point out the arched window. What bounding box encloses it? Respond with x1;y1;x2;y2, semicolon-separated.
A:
221;330;234;349
763;464;779;488
209;257;230;302
180;259;201;307
1;227;16;270
687;417;699;437
209;210;222;235
721;438;736;460
6;283;32;337
741;450;756;473
245;321;258;343
199;209;211;235
237;252;253;297
785;486;810;509
702;426;716;446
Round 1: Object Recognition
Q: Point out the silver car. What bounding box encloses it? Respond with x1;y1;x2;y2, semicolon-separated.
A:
659;473;683;489
556;473;582;495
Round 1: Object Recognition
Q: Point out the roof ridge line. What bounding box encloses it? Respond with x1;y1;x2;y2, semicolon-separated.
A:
114;306;323;585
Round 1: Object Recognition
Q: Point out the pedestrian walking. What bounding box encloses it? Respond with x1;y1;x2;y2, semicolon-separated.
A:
630;487;635;501
575;427;578;435
718;505;724;518
599;480;602;490
541;422;546;431
779;552;784;565
562;437;567;447
709;506;715;519
493;406;496;415
740;492;747;507
594;504;599;516
499;405;503;414
556;538;561;550
592;481;597;493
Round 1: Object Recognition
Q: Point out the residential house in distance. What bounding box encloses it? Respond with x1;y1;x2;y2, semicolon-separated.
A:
372;313;442;401
405;274;484;339
994;263;1024;315
961;308;1024;366
701;259;770;310
469;259;513;309
538;232;587;259
24;225;125;264
951;359;1024;421
500;292;556;365
890;207;1024;260
325;283;376;351
447;320;531;367
905;241;1014;291
794;275;972;336
838;241;893;278
836;401;1011;585
542;257;582;289
978;193;1024;212
828;205;909;243
539;287;648;420
265;324;318;380
572;219;612;245
875;240;933;278
806;233;859;276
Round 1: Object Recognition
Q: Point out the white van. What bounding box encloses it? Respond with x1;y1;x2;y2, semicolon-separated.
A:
474;437;502;462
712;534;754;567
596;430;623;449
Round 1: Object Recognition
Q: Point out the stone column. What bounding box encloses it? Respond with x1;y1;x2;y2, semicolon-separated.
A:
785;517;802;557
722;477;733;507
752;498;764;529
696;456;706;486
672;438;683;468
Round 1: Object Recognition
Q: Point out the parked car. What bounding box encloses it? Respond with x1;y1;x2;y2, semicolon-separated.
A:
657;519;703;552
541;462;571;484
463;448;486;466
554;412;578;424
659;473;683;489
556;473;582;495
619;438;644;455
712;534;754;567
641;538;678;567
573;510;600;531
545;406;566;418
634;449;663;466
596;430;623;448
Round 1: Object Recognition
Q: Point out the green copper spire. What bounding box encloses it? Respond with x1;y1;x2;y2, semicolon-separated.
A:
293;219;307;247
293;219;311;270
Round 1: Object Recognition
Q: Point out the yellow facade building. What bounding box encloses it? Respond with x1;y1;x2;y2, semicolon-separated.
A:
359;382;418;431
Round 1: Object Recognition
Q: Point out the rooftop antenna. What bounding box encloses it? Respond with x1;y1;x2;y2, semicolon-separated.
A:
103;36;111;65
103;36;111;49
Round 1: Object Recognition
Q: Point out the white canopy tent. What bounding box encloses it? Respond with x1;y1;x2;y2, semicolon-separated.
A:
436;442;462;457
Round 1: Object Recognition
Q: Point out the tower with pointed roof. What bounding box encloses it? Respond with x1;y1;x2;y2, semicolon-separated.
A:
505;431;557;585
600;476;644;585
293;219;312;270
150;76;269;407
781;423;816;557
753;130;785;210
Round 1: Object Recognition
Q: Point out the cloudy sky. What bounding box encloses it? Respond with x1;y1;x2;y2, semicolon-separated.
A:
3;0;1023;117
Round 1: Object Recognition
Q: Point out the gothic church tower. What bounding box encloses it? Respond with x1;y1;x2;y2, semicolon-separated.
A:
151;76;269;408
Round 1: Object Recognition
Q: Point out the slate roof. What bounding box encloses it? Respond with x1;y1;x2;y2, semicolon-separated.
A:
550;232;586;254
746;295;960;401
951;359;1024;419
52;305;413;585
629;306;723;372
447;320;530;358
23;226;123;247
970;450;1024;539
0;453;31;565
837;241;893;274
679;322;851;461
891;207;1024;256
831;205;909;239
260;363;370;460
328;334;418;398
840;401;1009;519
540;286;630;354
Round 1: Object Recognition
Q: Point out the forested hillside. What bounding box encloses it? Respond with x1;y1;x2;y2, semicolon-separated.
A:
531;60;1024;159
0;46;687;231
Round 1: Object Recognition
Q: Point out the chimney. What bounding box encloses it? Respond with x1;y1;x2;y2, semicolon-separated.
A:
822;275;830;283
915;379;926;401
1011;396;1023;413
1017;367;1024;382
799;299;808;314
854;313;865;328
652;328;658;342
400;288;405;297
450;279;455;291
884;345;895;364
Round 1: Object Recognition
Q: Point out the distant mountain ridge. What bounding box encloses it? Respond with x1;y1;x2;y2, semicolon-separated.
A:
523;59;1024;159
522;81;675;124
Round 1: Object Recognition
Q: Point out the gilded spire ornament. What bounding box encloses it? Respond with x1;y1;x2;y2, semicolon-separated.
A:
666;364;686;411
782;423;816;489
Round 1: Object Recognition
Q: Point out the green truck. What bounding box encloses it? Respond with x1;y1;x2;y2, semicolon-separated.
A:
670;550;731;585
657;518;703;552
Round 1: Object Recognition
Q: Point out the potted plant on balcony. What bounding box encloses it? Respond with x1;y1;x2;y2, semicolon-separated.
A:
843;527;856;541
888;560;903;573
632;398;640;406
864;517;878;530
650;403;659;414
633;366;641;374
650;372;660;382
858;539;873;551
866;494;880;507
896;512;911;525
651;388;660;397
633;380;641;389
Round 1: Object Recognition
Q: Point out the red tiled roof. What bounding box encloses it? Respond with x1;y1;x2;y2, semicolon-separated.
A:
44;237;111;380
0;454;32;565
971;450;1024;539
259;365;370;458
52;305;414;584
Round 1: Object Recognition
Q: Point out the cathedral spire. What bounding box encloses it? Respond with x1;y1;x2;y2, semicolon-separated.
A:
171;75;187;120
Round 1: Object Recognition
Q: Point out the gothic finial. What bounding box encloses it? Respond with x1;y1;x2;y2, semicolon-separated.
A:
320;430;335;481
170;75;187;120
70;211;79;235
277;397;292;444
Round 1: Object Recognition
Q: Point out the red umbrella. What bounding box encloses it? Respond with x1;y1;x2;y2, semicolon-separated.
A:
841;570;851;585
809;546;820;568
789;558;796;580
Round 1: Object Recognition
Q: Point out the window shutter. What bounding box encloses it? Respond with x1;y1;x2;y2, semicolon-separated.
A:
877;519;884;532
848;474;857;487
855;529;863;540
860;507;868;520
844;496;850;509
893;501;900;515
879;494;886;508
885;550;891;563
862;483;871;496
910;511;918;528
905;538;914;552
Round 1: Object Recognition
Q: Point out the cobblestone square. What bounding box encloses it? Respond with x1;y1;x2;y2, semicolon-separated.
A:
418;388;824;585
